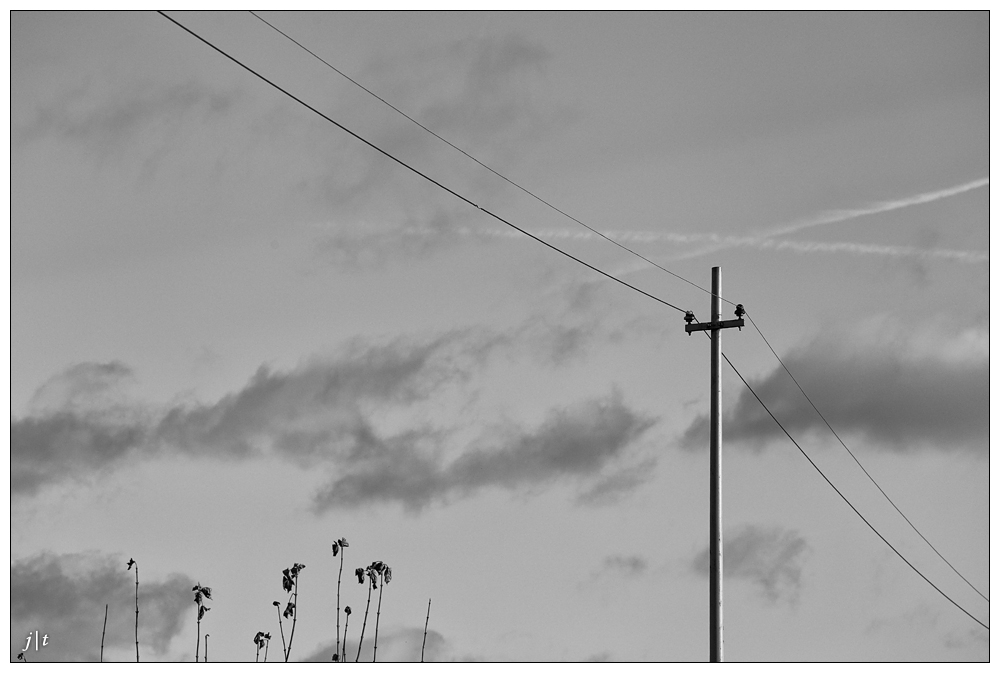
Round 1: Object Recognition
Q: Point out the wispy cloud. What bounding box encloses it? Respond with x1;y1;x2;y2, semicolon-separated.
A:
311;33;568;267
13;81;238;168
576;458;657;506
27;361;135;414
594;554;648;580
680;327;988;452
10;553;194;662
691;525;809;603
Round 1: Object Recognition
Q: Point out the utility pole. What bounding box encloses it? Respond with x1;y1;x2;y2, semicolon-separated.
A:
685;266;744;663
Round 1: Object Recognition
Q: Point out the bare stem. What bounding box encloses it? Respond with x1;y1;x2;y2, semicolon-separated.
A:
336;552;344;661
421;599;431;663
286;576;300;662
274;603;287;662
204;634;209;662
101;604;108;663
373;583;384;662
195;609;201;662
342;612;350;663
133;564;140;662
355;582;372;662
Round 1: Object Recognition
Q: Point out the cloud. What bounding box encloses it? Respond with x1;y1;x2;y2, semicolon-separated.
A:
10;553;194;662
14;80;237;164
576;458;657;506
691;525;809;603
366;33;557;154
680;328;988;452
863;605;988;662
155;334;471;461
596;555;648;579
12;335;482;495
14;330;654;506
27;361;135;414
11;412;148;496
312;393;655;511
307;34;570;267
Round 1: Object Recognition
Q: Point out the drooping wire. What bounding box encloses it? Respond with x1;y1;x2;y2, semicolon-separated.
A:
721;349;988;631
246;17;987;597
247;10;716;300
160;12;986;624
157;11;688;317
744;311;989;604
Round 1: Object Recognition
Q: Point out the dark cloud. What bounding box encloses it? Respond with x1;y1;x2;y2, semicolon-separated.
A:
313;393;654;511
14;332;654;507
10;553;194;662
156;334;466;460
12;413;148;496
691;525;809;603
12;335;478;495
680;332;988;452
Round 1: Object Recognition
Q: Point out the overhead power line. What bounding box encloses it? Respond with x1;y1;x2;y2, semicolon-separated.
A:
157;11;688;316
247;10;717;301
158;11;986;633
745;312;989;605
246;16;989;600
722;350;989;631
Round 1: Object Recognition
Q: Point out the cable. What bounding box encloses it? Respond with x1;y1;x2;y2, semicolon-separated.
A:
157;11;689;316
745;311;989;604
162;12;987;623
722;351;988;631
247;10;718;301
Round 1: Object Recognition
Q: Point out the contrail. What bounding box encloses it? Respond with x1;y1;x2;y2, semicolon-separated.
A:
765;177;989;238
675;177;989;261
317;178;989;270
724;237;987;263
456;227;986;263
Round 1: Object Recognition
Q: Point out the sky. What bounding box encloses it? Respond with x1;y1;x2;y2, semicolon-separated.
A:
9;10;992;663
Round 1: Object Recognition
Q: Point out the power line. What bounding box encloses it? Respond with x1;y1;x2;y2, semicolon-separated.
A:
745;312;989;605
157;11;688;316
722;350;988;631
247;15;988;596
247;10;717;301
159;11;987;630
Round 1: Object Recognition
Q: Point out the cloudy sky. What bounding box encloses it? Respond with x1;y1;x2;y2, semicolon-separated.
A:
10;11;990;662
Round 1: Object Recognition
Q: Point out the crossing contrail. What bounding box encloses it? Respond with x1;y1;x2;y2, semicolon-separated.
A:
674;177;989;261
320;178;989;270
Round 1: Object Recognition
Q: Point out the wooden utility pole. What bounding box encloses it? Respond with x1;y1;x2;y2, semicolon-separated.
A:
685;266;743;663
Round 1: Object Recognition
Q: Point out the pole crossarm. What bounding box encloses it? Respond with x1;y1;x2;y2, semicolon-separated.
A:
685;318;744;334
